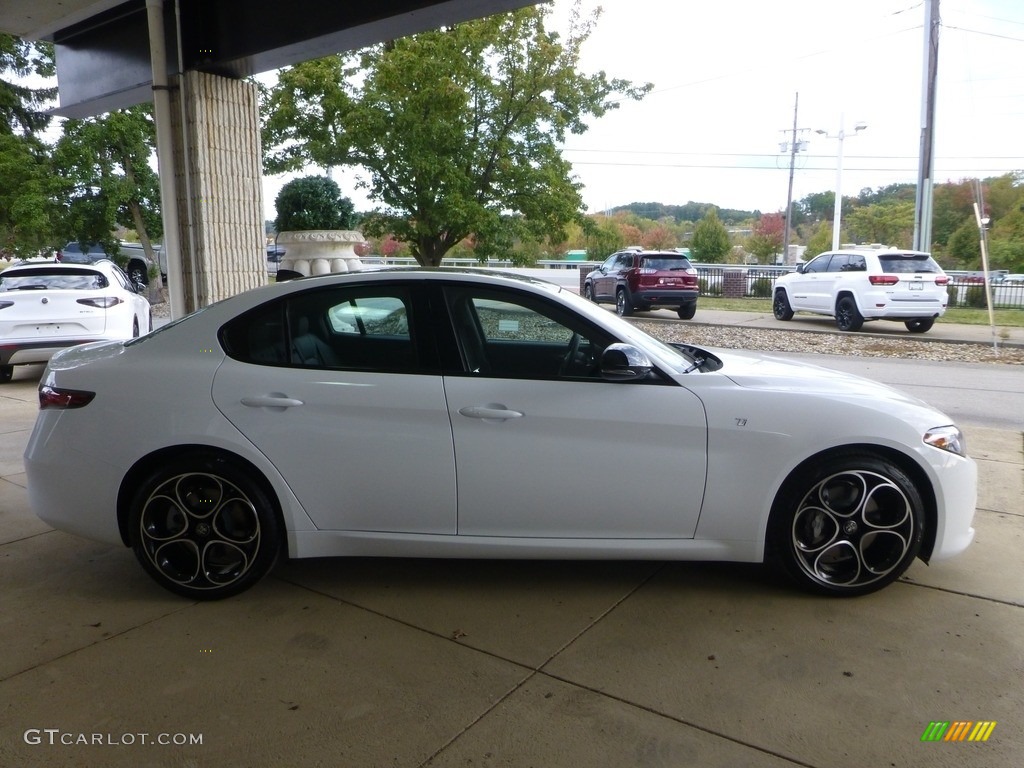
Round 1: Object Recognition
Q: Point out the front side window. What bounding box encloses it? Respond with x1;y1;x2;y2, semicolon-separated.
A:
444;286;609;379
802;254;832;274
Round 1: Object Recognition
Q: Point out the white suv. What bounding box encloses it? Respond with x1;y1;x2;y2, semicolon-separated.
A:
772;248;950;333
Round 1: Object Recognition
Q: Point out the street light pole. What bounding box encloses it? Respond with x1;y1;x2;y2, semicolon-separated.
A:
817;114;867;251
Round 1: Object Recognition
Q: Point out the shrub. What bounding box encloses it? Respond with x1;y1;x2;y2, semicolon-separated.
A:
274;176;357;232
699;277;722;296
964;285;988;309
750;277;773;298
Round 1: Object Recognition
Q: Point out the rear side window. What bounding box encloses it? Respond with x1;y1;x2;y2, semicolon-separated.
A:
0;268;108;291
640;256;692;272
878;254;943;274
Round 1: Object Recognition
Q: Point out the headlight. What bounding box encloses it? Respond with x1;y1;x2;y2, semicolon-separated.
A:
923;425;967;456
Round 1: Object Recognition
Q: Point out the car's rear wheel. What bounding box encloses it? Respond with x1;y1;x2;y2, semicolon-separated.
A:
127;261;148;287
0;365;12;384
905;318;935;333
677;303;696;320
768;453;924;596
773;290;794;321
615;288;633;317
835;296;864;332
128;454;281;600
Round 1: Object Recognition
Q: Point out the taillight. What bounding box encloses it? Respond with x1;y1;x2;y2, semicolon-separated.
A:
935;276;950;285
77;297;122;308
39;385;95;410
869;275;900;286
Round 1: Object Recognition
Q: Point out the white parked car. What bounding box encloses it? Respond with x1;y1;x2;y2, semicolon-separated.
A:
24;269;976;599
773;248;950;332
0;259;151;383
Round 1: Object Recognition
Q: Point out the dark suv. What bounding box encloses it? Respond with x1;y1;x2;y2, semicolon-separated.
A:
583;248;699;319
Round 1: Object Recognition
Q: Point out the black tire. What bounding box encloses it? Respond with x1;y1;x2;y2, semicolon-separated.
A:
905;318;934;333
132;317;140;338
835;295;864;332
615;287;633;317
676;303;696;320
128;453;281;600
127;261;148;287
768;453;924;596
772;290;794;321
0;365;13;384
583;283;596;302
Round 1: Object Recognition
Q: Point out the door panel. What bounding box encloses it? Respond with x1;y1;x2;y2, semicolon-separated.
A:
444;376;708;538
212;361;457;534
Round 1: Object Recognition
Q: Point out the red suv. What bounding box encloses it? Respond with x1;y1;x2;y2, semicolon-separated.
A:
583;248;699;319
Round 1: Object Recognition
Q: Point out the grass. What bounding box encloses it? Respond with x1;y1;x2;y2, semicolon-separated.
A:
698;296;1024;328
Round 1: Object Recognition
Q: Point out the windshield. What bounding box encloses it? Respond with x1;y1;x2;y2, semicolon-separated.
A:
639;256;692;271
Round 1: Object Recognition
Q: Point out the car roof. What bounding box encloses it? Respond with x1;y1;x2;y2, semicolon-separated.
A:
4;258;119;273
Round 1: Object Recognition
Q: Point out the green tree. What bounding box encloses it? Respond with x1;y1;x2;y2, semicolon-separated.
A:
0;35;55;136
52;105;162;285
262;2;650;266
988;207;1024;272
804;224;832;260
946;219;981;266
0;133;60;256
689;208;731;263
274;175;357;232
844;200;914;247
583;216;624;260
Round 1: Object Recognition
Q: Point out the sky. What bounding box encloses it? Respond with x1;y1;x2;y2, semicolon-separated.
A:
263;0;1024;222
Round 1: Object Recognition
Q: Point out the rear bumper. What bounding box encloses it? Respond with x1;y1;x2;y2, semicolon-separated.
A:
633;289;699;307
1;339;97;366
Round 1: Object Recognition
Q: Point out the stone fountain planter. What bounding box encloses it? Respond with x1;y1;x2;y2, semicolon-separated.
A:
276;230;365;276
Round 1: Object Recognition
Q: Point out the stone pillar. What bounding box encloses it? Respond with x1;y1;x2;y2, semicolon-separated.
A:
171;71;266;312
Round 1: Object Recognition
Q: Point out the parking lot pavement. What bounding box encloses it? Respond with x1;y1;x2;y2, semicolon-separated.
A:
1;366;1022;767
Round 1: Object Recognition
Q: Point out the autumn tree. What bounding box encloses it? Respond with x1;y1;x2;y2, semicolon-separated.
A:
262;2;650;266
746;211;784;263
689;208;731;263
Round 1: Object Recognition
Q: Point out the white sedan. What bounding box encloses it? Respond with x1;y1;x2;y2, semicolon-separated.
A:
24;269;976;599
1;259;151;382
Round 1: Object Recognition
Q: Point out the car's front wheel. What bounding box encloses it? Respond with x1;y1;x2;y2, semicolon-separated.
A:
615;288;633;317
835;296;864;332
773;290;794;321
0;365;12;384
905;318;935;333
583;283;596;302
128;453;281;600
768;453;924;596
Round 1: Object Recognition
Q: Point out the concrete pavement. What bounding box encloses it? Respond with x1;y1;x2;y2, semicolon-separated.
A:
1;325;1022;767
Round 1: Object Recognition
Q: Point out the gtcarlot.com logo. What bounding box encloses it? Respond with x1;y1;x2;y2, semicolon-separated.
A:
921;721;997;742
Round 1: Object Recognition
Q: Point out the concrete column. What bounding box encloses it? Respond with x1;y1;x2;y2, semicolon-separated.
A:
170;71;266;312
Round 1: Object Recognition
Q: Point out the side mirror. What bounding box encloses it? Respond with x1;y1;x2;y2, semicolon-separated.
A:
600;343;653;382
795;264;806;274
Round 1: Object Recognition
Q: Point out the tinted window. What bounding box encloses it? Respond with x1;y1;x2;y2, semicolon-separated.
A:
221;287;420;371
802;254;831;273
444;286;609;379
878;254;943;274
639;256;692;271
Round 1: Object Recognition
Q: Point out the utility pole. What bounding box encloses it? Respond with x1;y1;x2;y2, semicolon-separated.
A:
779;92;808;265
914;0;940;252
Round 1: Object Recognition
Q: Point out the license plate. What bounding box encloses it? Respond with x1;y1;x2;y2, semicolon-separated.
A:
909;282;923;291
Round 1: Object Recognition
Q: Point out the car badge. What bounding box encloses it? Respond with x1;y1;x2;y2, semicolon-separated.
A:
41;297;49;304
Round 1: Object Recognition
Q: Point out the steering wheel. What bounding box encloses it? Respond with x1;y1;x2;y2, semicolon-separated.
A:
559;332;594;377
